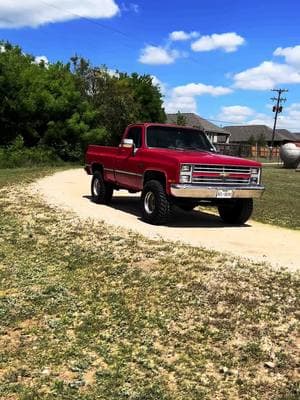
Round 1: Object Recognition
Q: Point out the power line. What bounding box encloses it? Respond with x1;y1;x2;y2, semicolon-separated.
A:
39;0;210;70
203;118;249;125
40;0;131;40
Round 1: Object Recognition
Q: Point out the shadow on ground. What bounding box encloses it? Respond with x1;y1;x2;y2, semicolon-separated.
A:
83;194;250;229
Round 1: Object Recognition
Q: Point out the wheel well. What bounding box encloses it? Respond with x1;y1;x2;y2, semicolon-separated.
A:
91;163;103;174
143;171;166;188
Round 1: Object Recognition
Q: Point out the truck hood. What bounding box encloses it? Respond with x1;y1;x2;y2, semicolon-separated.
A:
146;148;261;167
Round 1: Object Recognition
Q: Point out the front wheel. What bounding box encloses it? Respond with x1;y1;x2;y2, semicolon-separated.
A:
91;171;113;204
218;198;253;225
141;180;170;225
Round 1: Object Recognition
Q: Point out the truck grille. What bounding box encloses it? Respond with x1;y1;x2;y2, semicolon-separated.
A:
192;164;251;186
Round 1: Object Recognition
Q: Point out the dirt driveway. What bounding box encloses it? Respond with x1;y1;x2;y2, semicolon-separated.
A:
31;169;300;271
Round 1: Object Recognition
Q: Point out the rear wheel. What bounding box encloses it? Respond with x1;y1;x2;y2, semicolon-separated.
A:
91;171;113;204
218;198;253;225
141;180;170;225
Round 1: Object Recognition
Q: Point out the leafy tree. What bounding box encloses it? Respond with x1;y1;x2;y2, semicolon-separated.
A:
71;57;166;144
125;72;166;123
257;133;267;147
0;43;103;160
0;42;34;146
247;134;256;146
0;44;166;162
176;111;187;126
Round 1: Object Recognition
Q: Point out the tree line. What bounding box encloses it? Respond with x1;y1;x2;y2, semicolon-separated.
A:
0;41;166;163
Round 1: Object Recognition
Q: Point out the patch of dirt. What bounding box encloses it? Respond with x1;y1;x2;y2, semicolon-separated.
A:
0;329;22;352
57;368;77;383
82;368;97;386
131;257;160;272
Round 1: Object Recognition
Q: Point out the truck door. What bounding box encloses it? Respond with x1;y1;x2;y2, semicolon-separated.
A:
115;126;143;190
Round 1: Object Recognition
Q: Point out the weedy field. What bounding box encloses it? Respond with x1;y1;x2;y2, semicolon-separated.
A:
0;168;299;400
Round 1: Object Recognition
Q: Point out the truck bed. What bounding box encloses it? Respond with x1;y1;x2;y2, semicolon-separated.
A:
85;145;118;173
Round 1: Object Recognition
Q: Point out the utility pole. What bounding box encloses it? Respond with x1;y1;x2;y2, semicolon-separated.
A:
270;88;288;159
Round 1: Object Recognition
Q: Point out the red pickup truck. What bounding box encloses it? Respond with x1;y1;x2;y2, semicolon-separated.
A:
85;123;264;225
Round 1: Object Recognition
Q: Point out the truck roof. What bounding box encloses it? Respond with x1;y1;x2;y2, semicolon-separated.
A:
127;122;205;131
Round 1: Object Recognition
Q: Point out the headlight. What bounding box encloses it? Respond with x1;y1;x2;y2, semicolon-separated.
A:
180;164;192;183
180;175;191;183
181;164;192;172
250;167;261;184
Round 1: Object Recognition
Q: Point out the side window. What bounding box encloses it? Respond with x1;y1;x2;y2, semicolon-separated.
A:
126;127;142;148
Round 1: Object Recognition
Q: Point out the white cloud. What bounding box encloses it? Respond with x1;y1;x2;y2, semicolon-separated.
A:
148;76;196;113
169;30;199;41
147;76;193;112
173;83;232;97
233;61;300;90
139;45;181;65
218;105;255;123
164;95;197;113
219;103;300;132
273;103;300;131
245;111;298;130
245;113;274;127
121;3;139;13
164;82;232;113
0;0;120;28
191;32;245;53
34;55;49;66
274;45;300;67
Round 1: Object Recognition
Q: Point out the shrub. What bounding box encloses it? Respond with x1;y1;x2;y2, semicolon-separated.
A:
0;136;63;168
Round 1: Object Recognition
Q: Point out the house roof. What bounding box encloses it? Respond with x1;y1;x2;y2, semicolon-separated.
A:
275;129;299;142
288;132;300;141
166;113;229;135
224;125;298;142
224;125;273;142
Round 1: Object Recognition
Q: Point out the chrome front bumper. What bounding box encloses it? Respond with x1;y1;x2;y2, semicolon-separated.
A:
170;184;265;198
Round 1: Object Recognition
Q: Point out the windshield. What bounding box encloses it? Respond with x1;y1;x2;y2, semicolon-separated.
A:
146;126;215;152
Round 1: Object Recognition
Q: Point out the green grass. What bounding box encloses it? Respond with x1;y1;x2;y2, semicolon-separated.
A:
0;168;299;400
253;166;300;229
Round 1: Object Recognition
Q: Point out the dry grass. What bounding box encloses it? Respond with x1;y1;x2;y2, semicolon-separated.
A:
0;169;299;399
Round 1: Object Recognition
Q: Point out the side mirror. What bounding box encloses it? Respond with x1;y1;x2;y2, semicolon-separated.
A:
121;138;134;148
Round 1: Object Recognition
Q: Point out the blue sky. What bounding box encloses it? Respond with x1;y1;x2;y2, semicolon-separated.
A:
1;0;300;131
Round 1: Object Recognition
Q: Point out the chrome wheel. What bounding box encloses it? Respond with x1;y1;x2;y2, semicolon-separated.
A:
93;177;101;196
144;191;156;214
141;180;170;225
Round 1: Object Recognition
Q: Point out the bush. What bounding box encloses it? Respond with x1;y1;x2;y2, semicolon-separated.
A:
0;136;63;168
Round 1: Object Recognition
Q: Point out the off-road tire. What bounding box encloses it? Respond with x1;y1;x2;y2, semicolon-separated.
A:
218;198;253;225
141;180;170;225
91;171;113;204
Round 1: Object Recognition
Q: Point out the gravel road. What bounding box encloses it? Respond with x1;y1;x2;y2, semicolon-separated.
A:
31;169;300;271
